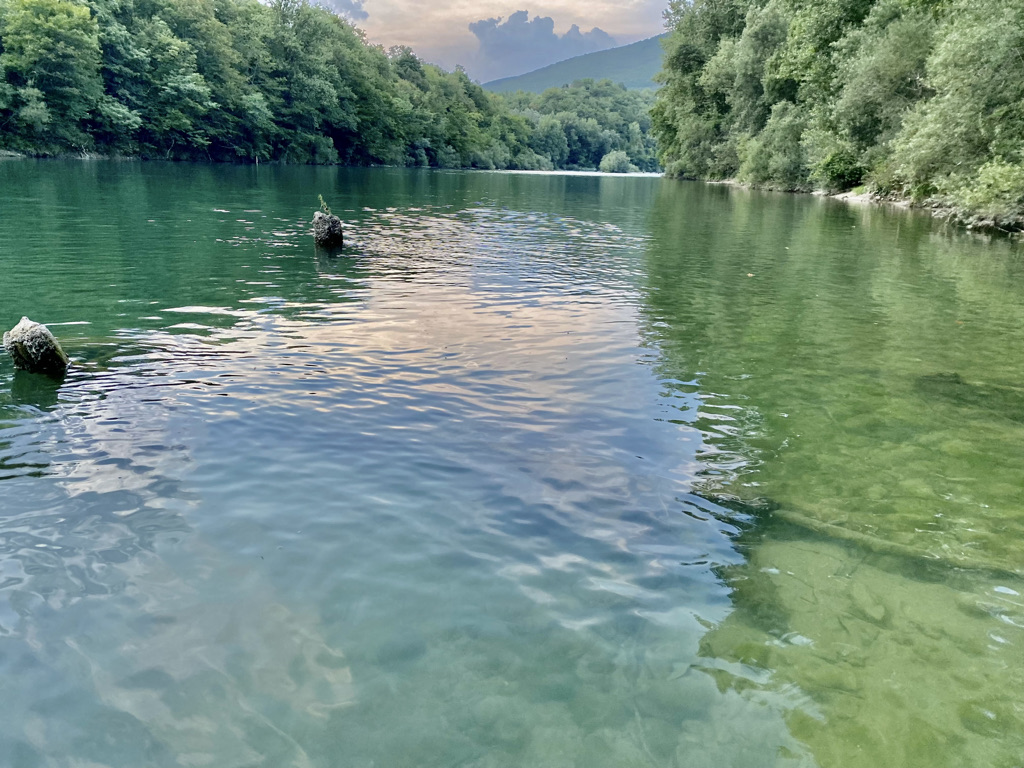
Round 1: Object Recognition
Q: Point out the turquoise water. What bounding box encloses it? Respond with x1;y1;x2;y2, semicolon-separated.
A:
0;161;1022;767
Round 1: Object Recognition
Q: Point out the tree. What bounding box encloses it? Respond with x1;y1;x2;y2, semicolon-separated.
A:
0;0;663;174
652;0;1024;222
891;0;1024;216
0;0;102;149
530;115;568;166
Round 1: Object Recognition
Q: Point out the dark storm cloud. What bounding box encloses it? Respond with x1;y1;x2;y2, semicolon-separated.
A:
469;10;617;81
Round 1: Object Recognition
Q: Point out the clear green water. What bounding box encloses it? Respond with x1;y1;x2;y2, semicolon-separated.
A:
0;161;1021;767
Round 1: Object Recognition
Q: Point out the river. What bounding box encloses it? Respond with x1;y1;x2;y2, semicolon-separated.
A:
0;160;1021;767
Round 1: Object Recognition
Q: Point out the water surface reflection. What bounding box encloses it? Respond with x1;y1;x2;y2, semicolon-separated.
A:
2;162;1022;767
0;165;813;767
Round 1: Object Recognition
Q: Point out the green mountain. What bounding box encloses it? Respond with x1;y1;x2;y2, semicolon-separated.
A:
483;35;666;93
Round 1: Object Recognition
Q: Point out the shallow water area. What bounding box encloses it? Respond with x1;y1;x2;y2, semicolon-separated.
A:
0;161;1022;767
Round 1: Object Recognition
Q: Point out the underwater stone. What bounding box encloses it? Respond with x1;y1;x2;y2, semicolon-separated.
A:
312;210;344;250
850;582;888;624
3;316;69;378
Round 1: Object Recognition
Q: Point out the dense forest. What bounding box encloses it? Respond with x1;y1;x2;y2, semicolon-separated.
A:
652;0;1024;227
0;0;656;171
504;81;658;172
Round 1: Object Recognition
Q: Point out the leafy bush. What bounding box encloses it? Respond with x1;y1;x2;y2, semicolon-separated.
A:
949;160;1024;225
600;150;639;173
738;102;809;189
510;149;554;171
891;0;1024;209
817;148;865;191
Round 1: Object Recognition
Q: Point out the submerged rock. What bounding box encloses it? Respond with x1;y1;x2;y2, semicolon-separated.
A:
312;210;344;250
3;317;69;378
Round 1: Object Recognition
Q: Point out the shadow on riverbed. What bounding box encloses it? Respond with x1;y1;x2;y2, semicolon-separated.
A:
915;371;1024;423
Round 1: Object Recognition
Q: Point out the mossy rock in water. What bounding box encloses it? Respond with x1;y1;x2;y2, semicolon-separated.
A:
3;317;69;378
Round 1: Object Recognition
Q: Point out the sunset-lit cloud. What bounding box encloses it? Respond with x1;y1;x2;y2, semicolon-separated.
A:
348;1;667;81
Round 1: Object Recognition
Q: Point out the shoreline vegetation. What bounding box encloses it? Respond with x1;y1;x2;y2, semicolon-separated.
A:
0;0;657;173
2;0;1021;232
652;0;1024;234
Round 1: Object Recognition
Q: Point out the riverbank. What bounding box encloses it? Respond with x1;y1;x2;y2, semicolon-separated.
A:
0;150;657;177
706;177;1022;238
0;149;140;162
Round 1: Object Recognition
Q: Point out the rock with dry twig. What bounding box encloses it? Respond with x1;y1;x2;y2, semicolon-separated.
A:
313;211;344;250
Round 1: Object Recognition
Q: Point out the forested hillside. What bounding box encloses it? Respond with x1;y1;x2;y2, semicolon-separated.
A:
653;0;1024;227
0;0;657;172
484;35;666;94
503;80;658;171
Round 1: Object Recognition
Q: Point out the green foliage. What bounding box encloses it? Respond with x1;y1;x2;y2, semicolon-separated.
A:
816;146;866;190
530;115;569;166
599;150;639;173
0;0;102;149
890;0;1024;210
738;101;809;189
654;0;1024;223
830;4;934;155
0;0;660;171
951;160;1024;225
724;2;793;134
318;194;332;216
508;79;660;171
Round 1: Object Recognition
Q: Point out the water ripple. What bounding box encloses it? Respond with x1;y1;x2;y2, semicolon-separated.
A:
0;166;811;767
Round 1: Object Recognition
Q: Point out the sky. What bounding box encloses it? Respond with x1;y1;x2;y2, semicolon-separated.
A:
323;1;668;83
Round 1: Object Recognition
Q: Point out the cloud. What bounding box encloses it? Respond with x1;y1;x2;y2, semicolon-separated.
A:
321;0;368;21
468;10;617;82
355;1;667;80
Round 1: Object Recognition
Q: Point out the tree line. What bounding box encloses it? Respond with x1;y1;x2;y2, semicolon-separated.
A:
652;0;1024;227
0;0;656;172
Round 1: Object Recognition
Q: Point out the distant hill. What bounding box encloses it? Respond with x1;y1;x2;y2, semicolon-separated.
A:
483;35;666;94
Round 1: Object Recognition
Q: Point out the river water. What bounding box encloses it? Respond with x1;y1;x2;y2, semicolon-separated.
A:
0;161;1021;767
